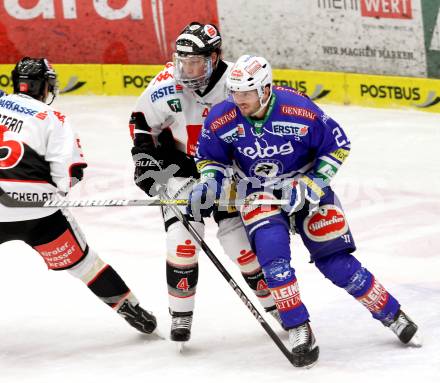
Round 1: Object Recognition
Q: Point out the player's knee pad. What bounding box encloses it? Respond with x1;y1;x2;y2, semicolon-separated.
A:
68;249;135;309
314;251;362;288
166;220;203;300
217;216;252;266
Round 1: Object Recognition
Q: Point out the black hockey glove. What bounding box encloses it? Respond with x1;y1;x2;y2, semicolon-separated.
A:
132;147;164;196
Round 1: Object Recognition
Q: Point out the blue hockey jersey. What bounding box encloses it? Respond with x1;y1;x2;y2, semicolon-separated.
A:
196;86;351;189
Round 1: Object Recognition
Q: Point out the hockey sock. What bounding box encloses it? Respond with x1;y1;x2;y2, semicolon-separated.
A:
68;250;138;310
315;252;400;323
237;251;273;310
254;224;310;329
166;260;198;312
216;216;275;310
166;220;202;313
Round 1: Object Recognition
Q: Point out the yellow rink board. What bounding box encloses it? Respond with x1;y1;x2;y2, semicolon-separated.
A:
0;64;439;113
272;69;346;105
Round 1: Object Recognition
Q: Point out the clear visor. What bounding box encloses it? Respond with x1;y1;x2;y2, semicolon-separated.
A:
173;53;212;90
230;89;260;104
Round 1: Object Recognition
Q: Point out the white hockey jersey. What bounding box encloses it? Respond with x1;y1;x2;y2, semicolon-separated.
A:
130;60;232;156
0;93;86;222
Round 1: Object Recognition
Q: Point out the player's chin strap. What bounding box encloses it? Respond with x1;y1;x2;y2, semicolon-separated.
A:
156;185;298;366
250;87;272;118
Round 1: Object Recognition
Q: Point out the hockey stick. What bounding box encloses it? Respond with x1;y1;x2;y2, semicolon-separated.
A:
0;186;288;208
159;188;295;366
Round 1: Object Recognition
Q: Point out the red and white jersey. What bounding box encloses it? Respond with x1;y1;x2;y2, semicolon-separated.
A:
130;60;232;156
0;93;86;222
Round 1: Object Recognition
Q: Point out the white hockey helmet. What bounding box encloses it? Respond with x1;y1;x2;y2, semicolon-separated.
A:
226;55;272;102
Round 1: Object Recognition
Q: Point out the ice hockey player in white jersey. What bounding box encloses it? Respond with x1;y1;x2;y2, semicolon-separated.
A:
129;22;278;344
0;57;157;335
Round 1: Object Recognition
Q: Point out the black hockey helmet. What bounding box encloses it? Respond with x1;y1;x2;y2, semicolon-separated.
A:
175;22;222;56
174;22;222;90
12;57;58;104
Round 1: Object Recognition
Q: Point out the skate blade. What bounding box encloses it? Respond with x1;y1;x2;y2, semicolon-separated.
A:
407;330;423;348
176;341;187;353
149;330;166;340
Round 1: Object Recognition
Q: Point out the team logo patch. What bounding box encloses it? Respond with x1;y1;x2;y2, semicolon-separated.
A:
357;277;389;313
209;108;237;132
19;83;29;92
167;98;182;113
34;229;84;270
244;60;262;76
204;24;217;38
237;249;257;266
241;192;280;226
219;127;238;143
265;259;292;282
271;280;302;312
303;204;348;242
176;240;196;258
230;69;244;80
271;121;309;137
237;138;294;160
237;124;245;137
280;105;317;120
250;159;283;179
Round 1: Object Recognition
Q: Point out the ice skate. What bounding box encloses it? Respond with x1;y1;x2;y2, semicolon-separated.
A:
388;310;422;347
117;300;157;334
170;311;193;352
288;321;319;368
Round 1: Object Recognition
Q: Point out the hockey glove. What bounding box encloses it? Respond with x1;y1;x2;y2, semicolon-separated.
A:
132;149;178;197
280;174;327;216
187;179;221;221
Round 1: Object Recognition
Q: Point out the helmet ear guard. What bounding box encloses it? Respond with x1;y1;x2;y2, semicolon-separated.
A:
12;57;58;105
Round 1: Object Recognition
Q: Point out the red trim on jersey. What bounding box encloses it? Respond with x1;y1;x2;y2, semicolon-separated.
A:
0;178;49;184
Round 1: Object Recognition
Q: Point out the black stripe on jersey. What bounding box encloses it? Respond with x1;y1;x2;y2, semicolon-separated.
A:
0;142;56;186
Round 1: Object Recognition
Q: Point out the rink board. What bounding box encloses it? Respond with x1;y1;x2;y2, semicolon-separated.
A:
0;64;439;113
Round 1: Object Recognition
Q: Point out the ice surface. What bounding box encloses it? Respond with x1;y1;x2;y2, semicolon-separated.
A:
1;96;439;382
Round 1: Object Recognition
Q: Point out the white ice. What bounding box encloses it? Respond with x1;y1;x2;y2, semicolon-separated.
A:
1;96;439;382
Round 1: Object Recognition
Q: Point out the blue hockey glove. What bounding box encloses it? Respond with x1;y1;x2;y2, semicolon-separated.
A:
280;175;327;216
187;179;221;221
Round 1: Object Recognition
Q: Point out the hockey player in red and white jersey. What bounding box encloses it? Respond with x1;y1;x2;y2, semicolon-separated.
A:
0;57;157;335
130;22;279;344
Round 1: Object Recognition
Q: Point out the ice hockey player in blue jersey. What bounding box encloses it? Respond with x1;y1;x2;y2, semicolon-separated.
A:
188;54;422;367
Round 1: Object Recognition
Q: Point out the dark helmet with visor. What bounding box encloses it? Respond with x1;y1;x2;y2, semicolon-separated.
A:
174;22;222;90
12;57;58;104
